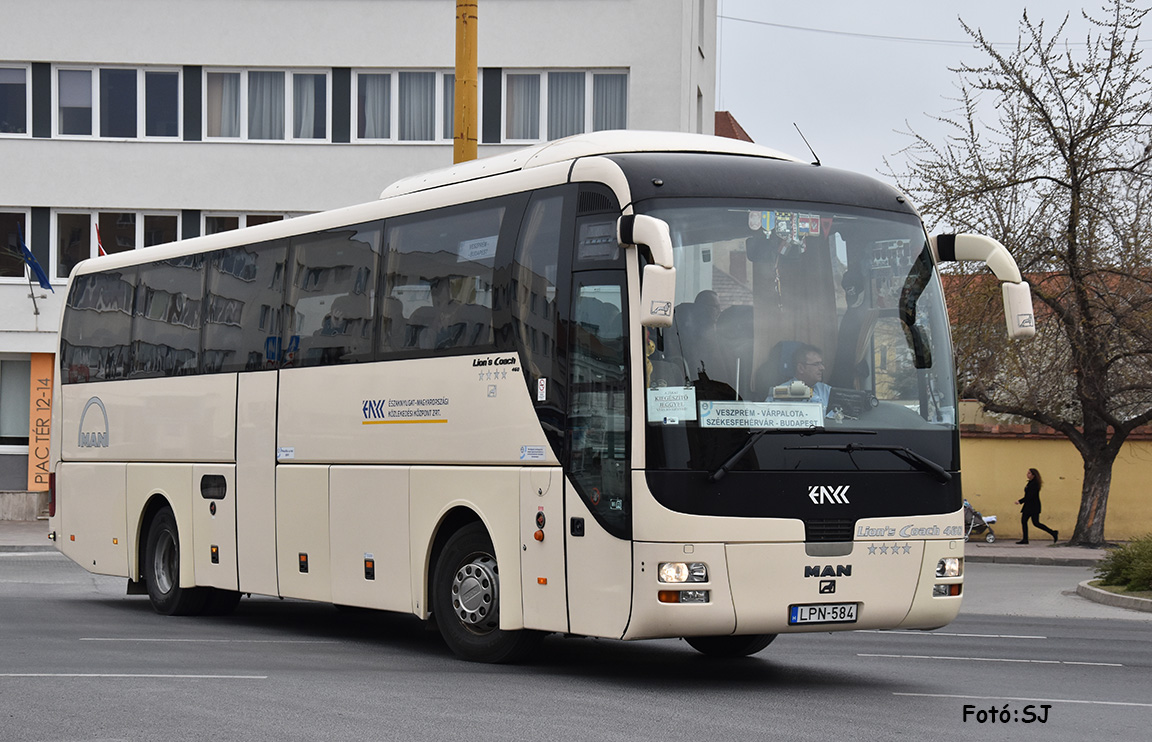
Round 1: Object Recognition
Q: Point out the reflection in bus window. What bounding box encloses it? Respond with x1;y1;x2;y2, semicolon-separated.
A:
286;223;381;367
383;198;511;354
568;280;630;538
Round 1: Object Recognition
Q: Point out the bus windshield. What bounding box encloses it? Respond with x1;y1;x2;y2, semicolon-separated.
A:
640;198;956;473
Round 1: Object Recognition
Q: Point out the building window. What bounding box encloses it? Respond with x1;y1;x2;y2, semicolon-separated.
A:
293;73;327;139
505;70;627;142
205;213;287;235
100;68;137;137
398;71;435;141
97;213;137;254
357;73;390;139
58;69;92;136
56;67;181;139
144;215;179;246
206;71;241;138
145;71;180;137
1;211;29;280
206;69;329;142
248;71;285;140
548;71;584;140
0;360;31;447
353;70;455;143
442;73;455;141
54;211;184;278
593;73;628;131
505;73;540;141
0;66;29;135
56;212;91;278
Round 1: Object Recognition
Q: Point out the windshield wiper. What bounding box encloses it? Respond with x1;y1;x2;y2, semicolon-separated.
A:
708;427;877;483
785;442;952;483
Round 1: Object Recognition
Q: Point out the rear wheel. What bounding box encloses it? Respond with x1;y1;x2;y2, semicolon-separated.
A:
144;507;207;616
432;522;541;663
685;634;777;657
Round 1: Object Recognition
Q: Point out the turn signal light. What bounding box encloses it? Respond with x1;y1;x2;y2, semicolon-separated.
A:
933;584;962;597
658;590;710;604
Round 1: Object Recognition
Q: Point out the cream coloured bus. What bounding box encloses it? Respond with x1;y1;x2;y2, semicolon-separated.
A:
48;131;1033;662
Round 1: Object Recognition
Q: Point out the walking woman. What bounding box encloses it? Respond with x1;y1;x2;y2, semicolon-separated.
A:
1016;468;1058;544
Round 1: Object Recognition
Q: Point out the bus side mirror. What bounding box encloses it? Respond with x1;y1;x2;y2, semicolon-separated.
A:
1002;280;1036;339
619;214;676;328
932;233;1036;340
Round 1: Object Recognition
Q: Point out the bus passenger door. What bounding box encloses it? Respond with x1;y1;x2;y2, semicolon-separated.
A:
564;274;633;638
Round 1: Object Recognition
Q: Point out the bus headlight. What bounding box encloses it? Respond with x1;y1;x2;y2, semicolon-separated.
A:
936;557;962;578
658;562;708;583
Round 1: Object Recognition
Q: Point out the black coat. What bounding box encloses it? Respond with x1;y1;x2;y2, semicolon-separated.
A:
1020;479;1042;517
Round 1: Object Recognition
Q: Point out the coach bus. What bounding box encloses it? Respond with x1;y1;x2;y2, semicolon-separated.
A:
47;131;1034;662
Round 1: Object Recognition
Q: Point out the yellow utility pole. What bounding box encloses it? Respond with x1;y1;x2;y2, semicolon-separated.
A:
454;1;478;163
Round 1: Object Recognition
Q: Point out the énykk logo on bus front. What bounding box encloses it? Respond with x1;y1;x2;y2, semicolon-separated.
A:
808;485;850;504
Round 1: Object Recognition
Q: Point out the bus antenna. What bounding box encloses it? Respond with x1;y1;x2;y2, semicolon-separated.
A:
794;124;821;167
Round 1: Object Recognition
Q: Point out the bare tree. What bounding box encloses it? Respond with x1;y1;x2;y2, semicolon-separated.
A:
889;0;1152;546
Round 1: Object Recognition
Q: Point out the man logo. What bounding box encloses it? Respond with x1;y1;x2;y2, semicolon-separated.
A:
804;565;852;578
808;485;850;504
78;397;110;448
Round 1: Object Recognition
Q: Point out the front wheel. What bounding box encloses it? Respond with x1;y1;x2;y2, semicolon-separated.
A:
432;522;541;663
143;506;207;616
685;634;777;657
985;531;996;543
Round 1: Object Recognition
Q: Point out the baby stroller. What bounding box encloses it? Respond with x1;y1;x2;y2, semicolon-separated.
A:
963;499;997;543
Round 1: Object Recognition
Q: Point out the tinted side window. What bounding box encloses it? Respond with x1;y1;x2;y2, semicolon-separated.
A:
59;270;137;383
286;221;382;367
203;240;288;372
130;256;204;378
382;195;524;356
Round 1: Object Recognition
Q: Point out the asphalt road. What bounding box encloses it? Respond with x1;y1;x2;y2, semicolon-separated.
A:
1;553;1148;742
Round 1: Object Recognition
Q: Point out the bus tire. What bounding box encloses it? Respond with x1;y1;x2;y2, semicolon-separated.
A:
685;634;777;657
432;522;541;663
144;506;207;616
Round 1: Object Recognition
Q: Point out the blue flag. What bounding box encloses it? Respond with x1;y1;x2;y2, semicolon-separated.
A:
17;222;53;293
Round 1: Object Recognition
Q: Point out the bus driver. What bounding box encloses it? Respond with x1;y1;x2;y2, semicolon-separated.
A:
775;343;831;415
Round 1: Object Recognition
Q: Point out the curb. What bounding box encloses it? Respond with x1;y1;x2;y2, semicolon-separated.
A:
1076;580;1152;613
966;554;1101;567
0;545;58;554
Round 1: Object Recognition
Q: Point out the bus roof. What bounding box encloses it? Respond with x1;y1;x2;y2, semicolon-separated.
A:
379;130;803;199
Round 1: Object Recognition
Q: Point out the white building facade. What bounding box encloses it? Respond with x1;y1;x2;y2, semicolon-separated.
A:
0;0;718;503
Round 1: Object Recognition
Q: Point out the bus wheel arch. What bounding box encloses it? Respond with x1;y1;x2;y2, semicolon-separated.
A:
136;494;174;583
429;517;542;663
141;502;207;616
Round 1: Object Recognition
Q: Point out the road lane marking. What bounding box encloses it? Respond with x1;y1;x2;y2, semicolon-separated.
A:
895;692;1152;708
860;630;1046;639
859;653;1121;667
80;637;335;644
0;673;266;679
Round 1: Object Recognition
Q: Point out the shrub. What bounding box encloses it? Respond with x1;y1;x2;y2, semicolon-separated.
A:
1094;534;1152;592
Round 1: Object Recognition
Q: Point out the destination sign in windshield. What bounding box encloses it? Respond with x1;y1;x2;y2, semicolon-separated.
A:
698;401;824;429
